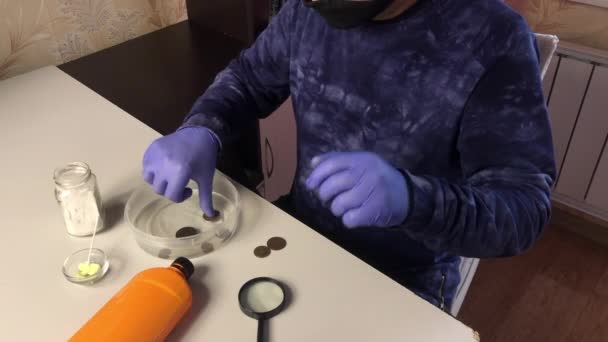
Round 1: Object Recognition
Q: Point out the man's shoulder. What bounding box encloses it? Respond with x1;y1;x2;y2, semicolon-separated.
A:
443;0;528;31
478;0;531;37
435;0;533;64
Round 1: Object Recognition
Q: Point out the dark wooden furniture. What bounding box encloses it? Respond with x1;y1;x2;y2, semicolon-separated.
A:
185;0;298;201
186;0;271;45
59;21;262;190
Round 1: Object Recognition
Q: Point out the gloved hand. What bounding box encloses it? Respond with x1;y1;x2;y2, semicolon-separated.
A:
305;152;410;228
142;127;219;216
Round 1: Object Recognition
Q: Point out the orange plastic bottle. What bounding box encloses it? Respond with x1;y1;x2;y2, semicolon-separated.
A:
70;257;194;342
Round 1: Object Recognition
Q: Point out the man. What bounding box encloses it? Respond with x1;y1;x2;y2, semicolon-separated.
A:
142;0;556;311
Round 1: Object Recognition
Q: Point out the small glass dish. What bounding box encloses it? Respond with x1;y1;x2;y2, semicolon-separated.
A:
63;248;109;285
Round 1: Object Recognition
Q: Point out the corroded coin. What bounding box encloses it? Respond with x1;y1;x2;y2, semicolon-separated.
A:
254;245;271;258
267;237;287;251
175;226;200;238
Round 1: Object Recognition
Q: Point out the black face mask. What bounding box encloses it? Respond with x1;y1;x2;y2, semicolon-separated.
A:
304;0;394;29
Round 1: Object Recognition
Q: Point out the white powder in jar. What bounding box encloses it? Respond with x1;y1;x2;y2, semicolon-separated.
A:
54;162;104;236
58;188;104;236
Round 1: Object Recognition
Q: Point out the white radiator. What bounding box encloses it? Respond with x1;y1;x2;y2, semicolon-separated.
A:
543;41;608;222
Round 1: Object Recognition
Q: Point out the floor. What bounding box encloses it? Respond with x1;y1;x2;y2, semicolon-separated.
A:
458;210;608;342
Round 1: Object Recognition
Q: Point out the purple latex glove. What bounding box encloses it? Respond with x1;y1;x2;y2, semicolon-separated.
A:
306;152;410;228
142;127;219;216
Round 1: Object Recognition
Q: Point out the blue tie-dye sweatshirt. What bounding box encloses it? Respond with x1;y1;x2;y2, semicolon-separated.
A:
182;0;556;309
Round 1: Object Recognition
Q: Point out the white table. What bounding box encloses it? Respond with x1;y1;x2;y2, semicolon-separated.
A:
0;67;478;341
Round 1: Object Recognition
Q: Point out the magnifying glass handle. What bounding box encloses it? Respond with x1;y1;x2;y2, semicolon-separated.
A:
257;319;265;342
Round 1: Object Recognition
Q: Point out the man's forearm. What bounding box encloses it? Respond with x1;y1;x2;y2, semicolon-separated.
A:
400;170;553;258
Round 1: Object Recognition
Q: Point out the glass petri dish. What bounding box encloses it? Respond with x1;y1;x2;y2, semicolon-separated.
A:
63;248;109;285
125;173;240;259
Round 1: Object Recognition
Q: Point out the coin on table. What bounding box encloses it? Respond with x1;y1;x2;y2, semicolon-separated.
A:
267;237;287;251
254;245;271;258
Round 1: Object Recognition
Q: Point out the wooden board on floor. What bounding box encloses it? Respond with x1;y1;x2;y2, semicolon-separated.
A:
458;223;608;342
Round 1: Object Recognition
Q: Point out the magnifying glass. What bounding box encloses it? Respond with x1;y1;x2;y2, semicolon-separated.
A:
239;277;287;342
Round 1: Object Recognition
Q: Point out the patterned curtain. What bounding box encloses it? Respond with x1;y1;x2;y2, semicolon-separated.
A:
0;0;187;80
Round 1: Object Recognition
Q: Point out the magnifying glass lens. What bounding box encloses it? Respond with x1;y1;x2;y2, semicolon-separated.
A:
244;281;284;313
239;277;288;342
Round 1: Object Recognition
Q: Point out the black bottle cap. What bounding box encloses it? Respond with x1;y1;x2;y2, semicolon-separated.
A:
171;257;194;280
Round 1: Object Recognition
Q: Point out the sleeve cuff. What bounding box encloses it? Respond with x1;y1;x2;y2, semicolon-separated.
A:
400;171;436;235
180;112;230;150
177;125;223;152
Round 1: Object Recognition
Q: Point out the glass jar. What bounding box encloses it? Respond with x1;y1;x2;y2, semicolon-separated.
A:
54;162;105;236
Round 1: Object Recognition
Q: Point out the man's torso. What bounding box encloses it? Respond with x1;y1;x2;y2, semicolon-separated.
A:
278;0;533;308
